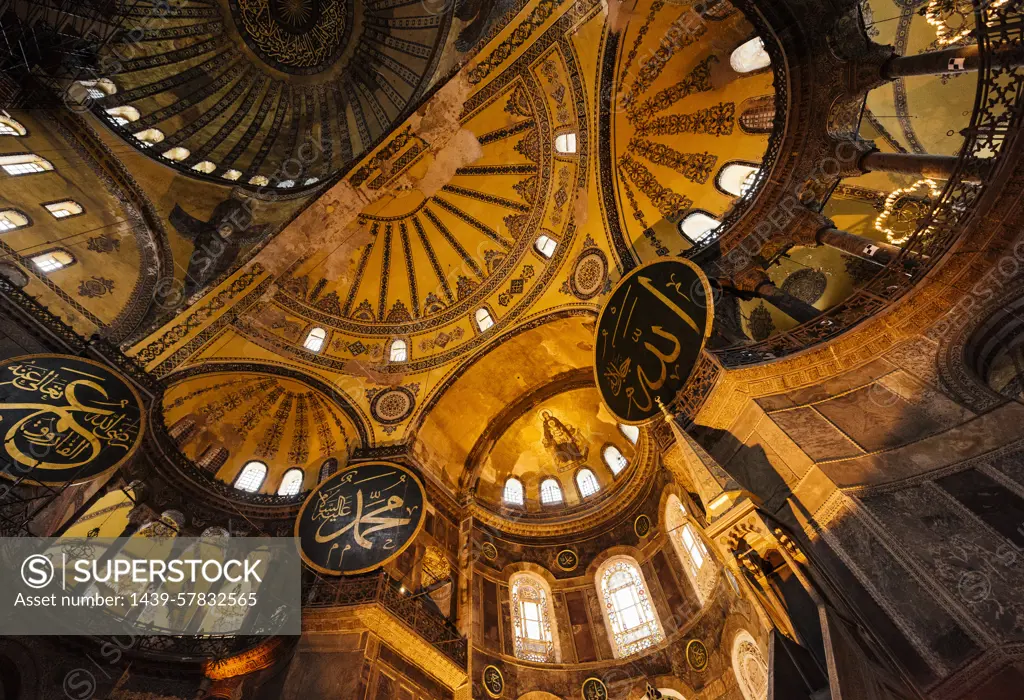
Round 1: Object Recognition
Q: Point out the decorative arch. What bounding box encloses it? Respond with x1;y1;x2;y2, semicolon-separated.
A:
936;276;1024;411
509;571;560;662
595;555;665;658
732;631;769;700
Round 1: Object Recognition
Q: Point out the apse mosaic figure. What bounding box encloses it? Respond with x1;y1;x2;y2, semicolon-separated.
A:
0;355;144;485
295;461;426;575
595;259;714;423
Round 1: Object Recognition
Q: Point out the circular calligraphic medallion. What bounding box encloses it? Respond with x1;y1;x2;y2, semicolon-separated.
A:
481;541;498;561
556;549;579;572
686;639;710;671
581;677;608;699
594;258;714;424
0;355;144;486
295;461;426;575
634;514;651;538
482;665;504;698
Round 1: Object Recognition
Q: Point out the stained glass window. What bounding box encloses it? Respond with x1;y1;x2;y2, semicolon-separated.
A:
510;575;555;662
600;558;664;657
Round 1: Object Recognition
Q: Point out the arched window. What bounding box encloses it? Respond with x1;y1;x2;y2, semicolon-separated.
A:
277;468;304;496
730;37;771;74
303;327;326;352
389;338;407;362
249;175;269;186
168;417;197;445
234;461;267;493
222;169;242;181
0;209;29;231
44;200;83;219
105;106;140;125
554;132;577;154
277;179;296;188
192;161;216;174
732;631;769;700
303;177;320;185
603;445;628;476
717;163;760;197
510;573;557;662
78;79;116;99
475;307;494;332
319;458;338;482
618;423;639;445
133;128;164;147
31;249;74;272
162;147;190;161
1;154;53;176
679;211;721;245
598;557;665;657
0;116;27;136
503;477;524;506
540;478;563;505
534;234;557;258
738;95;776;134
576;468;600;498
195;445;228;474
666;494;713;603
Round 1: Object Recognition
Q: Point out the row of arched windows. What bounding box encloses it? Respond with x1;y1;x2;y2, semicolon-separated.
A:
507;495;715;662
0;127;87;275
70;81;319;187
233;461;305;495
300;307;499;357
503;427;638;507
231;457;339;495
672;36;772;250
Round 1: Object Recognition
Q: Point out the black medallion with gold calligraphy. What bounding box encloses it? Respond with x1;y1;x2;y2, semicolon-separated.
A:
595;258;714;424
634;514;651;538
482;665;504;698
686;638;710;671
581;677;608;700
556;549;579;571
0;355;144;485
295;461;426;575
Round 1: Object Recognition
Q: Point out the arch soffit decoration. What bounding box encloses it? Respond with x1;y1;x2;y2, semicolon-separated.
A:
934;274;1024;413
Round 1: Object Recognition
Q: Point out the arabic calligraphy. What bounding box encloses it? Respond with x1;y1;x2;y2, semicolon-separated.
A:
0;356;143;485
482;665;504;698
581;677;608;700
295;461;426;575
595;259;713;424
556;549;579;571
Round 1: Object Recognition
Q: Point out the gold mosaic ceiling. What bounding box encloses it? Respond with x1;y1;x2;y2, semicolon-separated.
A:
163;372;360;490
135;0;780;493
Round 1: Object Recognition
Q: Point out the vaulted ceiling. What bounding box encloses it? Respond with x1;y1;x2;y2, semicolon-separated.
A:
131;0;783;499
93;0;528;187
